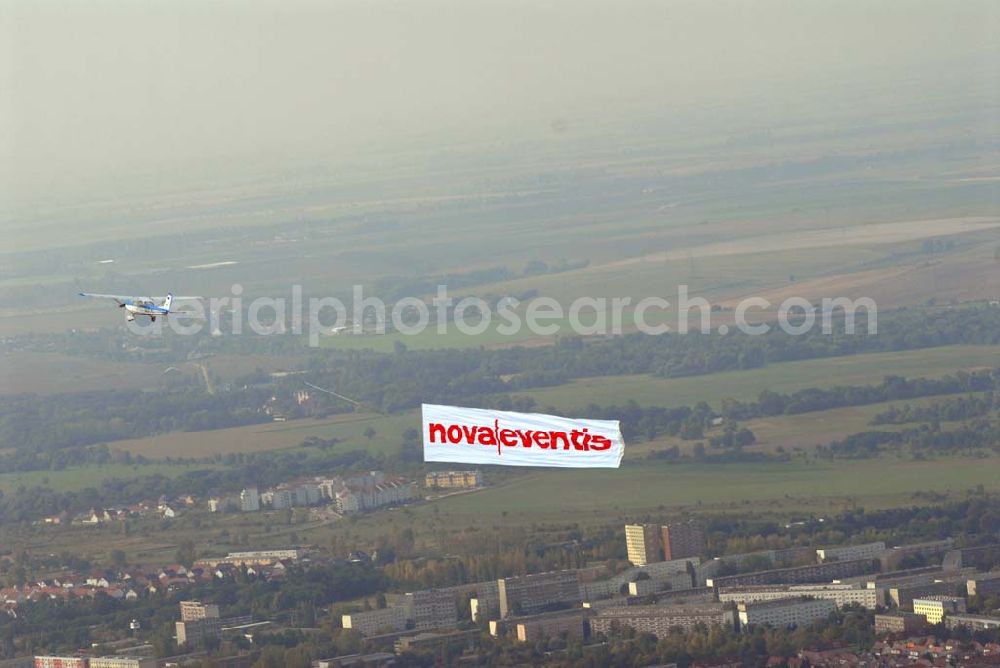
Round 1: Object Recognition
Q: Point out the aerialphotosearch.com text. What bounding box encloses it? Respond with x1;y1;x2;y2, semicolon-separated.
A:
127;284;877;345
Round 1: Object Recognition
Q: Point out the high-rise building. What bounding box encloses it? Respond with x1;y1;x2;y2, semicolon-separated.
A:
180;600;219;621
239;487;260;512
625;524;662;566
497;571;581;618
661;521;705;561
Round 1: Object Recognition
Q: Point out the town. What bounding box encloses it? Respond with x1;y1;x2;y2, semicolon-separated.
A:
4;498;1000;668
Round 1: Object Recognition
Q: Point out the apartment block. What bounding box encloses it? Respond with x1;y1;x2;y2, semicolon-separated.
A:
180;600;220;621
737;598;836;630
89;659;156;668
625;524;662;566
213;549;304;565
393;630;478;655
706;558;875;589
912;596;966;625
424;471;482;489
880;539;954;571
943;544;1000;571
497;570;581;618
945;614;1000;631
591;603;735;638
661;522;706;561
718;584;882;609
34;659;88;668
581;559;693;601
175;617;221;647
816;542;886;563
515;612;586;643
874;612;927;635
406;589;458;631
239;487;260;513
889;579;968;611
967;573;1000;597
469;580;502;622
341;606;410;636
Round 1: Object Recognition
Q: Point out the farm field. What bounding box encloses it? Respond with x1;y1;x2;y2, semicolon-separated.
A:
110;411;414;460
628;393;990;458
521;345;1000;411
0;352;164;395
0;462;222;496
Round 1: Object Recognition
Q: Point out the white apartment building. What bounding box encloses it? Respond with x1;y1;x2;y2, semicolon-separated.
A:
719;584;882;609
738;598;837;630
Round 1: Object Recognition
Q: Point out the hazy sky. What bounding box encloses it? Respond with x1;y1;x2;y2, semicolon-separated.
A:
1;0;997;208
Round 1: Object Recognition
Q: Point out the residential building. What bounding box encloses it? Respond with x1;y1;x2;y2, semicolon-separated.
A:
889;579;967;611
180;600;219;621
591;604;735;638
912;596;966;624
261;482;323;510
176;618;221;646
583;558;693;600
210;549;304;566
737;598;837;630
393;630;477;655
89;658;156;668
626;524;662;566
874;612;927;635
314;654;396;668
948;543;1000;570
34;659;88;668
424;471;482;489
497;570;581;618
239;487;260;513
880;539;954;571
661;521;706;561
406;589;458;631
341;606;410;636
968;573;1000;597
718;584;881;609
816;542;886;563
515;612;585;643
945;614;1000;631
467;581;502;622
335;477;416;514
707;558;875;589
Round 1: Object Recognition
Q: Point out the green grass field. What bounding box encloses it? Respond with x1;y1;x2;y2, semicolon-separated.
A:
521;345;1000;411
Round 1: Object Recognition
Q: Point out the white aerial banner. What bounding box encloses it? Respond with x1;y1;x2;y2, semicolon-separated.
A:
422;403;625;468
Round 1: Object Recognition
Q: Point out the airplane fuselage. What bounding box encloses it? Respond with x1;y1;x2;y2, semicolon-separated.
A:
123;299;169;321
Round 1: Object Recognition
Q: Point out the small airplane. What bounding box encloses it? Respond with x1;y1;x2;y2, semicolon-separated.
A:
78;292;202;322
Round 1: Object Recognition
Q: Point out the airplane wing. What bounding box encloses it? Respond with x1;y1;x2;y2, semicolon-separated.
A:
79;292;133;305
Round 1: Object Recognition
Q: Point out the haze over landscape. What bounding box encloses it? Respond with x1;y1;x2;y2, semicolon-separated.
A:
1;1;999;666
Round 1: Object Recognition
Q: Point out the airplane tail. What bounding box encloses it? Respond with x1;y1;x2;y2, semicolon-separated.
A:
163;293;173;312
